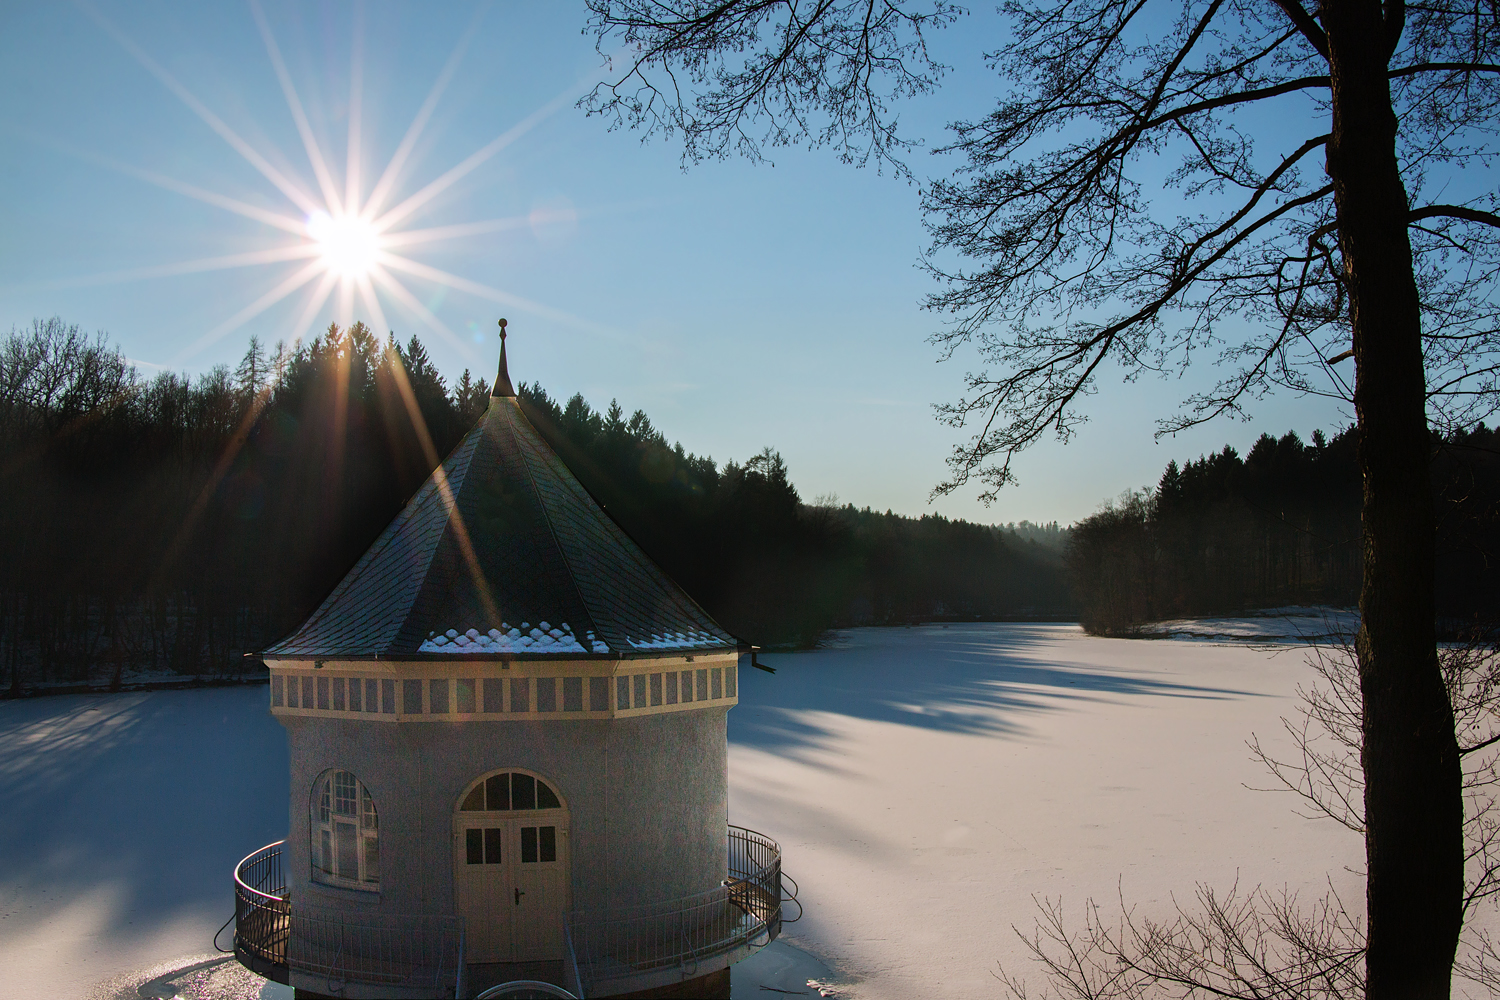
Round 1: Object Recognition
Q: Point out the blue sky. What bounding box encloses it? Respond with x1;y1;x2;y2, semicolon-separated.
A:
0;1;1348;525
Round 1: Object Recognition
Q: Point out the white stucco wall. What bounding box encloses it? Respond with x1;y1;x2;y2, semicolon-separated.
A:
280;705;730;918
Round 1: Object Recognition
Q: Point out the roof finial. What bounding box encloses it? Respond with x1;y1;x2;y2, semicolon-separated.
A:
492;317;516;397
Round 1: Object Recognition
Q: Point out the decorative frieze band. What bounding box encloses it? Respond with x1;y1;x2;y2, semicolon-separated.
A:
268;657;738;721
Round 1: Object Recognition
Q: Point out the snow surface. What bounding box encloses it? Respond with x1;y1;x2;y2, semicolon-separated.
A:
1139;606;1360;644
1;622;1487;998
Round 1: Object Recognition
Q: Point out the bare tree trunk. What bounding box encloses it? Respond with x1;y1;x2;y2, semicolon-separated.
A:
1324;0;1464;994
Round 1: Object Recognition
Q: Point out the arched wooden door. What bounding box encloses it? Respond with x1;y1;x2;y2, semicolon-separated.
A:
454;770;570;962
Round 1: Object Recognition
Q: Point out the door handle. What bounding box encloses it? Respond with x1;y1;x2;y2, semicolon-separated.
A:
514;888;525;906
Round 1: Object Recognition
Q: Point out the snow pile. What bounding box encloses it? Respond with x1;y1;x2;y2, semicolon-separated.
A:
1140;606;1359;645
625;629;724;650
418;621;609;654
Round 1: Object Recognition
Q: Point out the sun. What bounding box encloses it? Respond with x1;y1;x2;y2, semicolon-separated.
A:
69;5;600;364
307;212;382;279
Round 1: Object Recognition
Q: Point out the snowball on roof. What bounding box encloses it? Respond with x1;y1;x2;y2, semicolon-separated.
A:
420;620;590;654
625;630;725;650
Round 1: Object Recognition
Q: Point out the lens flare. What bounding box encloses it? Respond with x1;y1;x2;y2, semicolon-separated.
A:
307;211;381;278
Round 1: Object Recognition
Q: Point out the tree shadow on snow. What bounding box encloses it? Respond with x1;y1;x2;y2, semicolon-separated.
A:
0;687;289;953
730;623;1264;758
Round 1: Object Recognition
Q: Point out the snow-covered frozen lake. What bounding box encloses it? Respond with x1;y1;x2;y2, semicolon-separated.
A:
1;623;1371;999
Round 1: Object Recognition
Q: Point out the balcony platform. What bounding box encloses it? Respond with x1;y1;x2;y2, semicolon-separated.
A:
232;826;783;999
467;961;566;995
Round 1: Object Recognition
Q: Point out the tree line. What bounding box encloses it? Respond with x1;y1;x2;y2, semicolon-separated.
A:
1067;426;1500;635
0;317;1070;692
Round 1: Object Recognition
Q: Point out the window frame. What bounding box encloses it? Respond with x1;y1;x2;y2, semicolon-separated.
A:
311;769;380;892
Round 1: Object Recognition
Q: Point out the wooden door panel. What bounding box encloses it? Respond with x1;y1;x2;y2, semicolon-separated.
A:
455;819;514;962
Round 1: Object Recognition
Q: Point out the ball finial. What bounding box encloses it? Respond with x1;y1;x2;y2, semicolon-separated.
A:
498;317;508;339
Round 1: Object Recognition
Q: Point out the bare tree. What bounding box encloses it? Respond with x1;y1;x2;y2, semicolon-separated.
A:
999;883;1365;999
585;0;1500;994
1252;627;1500;989
999;625;1500;999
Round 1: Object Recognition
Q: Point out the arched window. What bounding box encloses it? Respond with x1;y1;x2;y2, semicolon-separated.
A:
311;770;379;890
460;771;562;813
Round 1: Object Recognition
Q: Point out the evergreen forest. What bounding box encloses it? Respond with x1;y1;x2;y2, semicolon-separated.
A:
1067;427;1500;634
0;317;1069;691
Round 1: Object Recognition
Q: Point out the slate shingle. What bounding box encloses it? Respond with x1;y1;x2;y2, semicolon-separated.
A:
263;396;740;658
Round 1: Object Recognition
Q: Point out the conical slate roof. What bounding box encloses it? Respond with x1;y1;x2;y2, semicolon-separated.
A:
264;346;738;659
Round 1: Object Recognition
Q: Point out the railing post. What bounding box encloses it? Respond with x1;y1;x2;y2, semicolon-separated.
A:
455;924;466;999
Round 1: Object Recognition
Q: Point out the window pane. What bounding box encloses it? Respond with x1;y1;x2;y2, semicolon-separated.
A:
632;674;646;708
348;677;362;712
462;785;485;811
650;673;663;706
563;676;583;712
679;671;692;703
484;827;503;865
455;678;475;714
486;774;510;811
403;679;423;715
366;678;379;713
664;672;678;705
320;779;330;822
272;675;284;707
331;677;345;711
430;678;449;714
320;828;332;873
334;772;357;815
466;828;484;865
539;826;556;863
712;668;723;700
381;679;396;714
363;833;379;884
303;676;315;710
317;676;330;710
696;669;708;701
521;826;538;863
536;677;557;713
286;675;298;708
512;773;536;810
537;781;560;810
726;664;737;698
336;822;359;880
362;787;378;830
483;677;504;714
589;677;608;711
616;676;630;709
510;677;530;712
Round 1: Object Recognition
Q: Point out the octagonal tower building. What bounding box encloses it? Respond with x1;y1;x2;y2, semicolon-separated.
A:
232;327;783;1000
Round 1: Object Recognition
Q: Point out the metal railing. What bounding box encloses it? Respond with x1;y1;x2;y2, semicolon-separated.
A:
564;922;586;998
233;841;290;984
566;825;781;996
289;905;465;996
234;827;780;998
232;841;465;997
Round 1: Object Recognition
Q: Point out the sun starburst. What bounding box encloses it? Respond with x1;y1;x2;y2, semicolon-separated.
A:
65;1;607;367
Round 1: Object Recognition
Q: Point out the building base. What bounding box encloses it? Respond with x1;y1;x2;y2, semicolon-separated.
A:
292;965;729;999
597;967;731;999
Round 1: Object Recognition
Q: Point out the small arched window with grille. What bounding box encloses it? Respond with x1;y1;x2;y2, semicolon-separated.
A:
311;770;379;890
460;771;563;813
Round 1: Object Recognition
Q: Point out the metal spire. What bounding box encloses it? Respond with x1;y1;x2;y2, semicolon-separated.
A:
492;317;516;397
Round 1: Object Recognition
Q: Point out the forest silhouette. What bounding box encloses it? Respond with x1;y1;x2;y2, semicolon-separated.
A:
0;317;1069;689
5;317;1494;690
1069;427;1500;634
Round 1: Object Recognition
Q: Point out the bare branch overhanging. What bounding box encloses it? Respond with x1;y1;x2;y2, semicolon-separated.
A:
586;0;1500;502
